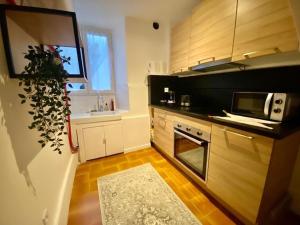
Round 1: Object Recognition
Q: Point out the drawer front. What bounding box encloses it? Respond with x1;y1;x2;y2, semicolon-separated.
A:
211;124;274;167
207;124;274;223
208;152;264;223
153;111;174;157
153;114;174;136
154;108;212;133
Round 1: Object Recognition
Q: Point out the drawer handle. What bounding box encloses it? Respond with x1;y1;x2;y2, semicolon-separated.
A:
223;129;254;140
243;47;280;59
198;57;215;64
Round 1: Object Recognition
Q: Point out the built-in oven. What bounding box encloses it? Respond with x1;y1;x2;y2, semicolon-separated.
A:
174;122;210;182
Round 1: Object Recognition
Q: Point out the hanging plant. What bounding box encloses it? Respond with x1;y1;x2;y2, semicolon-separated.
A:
18;45;72;154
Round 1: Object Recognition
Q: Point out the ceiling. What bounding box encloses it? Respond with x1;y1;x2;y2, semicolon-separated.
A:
73;0;199;26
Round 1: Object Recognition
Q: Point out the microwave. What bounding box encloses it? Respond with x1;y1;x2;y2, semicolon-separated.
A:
231;92;300;121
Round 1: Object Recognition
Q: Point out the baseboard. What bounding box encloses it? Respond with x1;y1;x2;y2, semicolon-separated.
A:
124;143;151;153
53;153;78;225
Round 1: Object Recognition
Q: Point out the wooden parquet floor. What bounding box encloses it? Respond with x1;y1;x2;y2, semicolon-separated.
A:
68;147;239;225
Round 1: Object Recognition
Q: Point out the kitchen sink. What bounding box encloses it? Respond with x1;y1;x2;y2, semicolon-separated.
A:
89;111;118;116
71;110;122;124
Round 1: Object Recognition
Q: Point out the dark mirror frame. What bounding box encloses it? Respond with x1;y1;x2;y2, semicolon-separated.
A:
0;4;87;80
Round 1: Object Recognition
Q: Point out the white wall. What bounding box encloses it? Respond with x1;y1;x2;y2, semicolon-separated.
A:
118;17;170;151
72;0;193;152
125;17;170;115
72;0;198;111
73;0;129;110
0;1;78;225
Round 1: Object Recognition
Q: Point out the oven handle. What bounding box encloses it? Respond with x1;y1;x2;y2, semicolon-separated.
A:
174;129;204;145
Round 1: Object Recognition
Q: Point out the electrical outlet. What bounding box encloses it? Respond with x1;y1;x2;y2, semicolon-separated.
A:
42;208;49;225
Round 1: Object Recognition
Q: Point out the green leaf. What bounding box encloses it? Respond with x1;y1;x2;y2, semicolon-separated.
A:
17;45;74;154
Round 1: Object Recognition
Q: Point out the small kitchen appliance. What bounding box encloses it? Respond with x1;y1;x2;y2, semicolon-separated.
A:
160;87;176;105
231;92;300;121
180;95;191;107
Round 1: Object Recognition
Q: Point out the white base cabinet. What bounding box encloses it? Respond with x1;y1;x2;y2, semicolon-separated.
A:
83;126;106;160
76;120;124;162
103;123;124;156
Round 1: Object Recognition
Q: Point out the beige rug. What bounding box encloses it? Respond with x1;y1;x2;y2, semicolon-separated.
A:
98;163;202;225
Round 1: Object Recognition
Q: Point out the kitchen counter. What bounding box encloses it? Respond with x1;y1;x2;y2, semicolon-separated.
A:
151;104;300;139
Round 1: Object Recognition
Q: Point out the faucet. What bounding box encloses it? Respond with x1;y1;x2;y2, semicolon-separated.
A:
97;95;100;111
97;95;104;112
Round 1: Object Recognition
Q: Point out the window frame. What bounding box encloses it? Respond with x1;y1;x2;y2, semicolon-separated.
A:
69;26;116;96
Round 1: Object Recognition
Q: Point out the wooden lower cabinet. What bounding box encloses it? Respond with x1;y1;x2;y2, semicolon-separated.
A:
153;110;174;157
208;124;300;225
151;108;300;225
208;124;273;224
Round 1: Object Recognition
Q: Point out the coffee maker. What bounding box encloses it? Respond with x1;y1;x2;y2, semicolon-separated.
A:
160;87;176;105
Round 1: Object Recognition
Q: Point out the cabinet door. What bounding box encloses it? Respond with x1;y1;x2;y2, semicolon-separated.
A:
153;110;174;157
170;16;191;74
83;126;106;160
207;124;274;224
232;0;298;61
104;123;124;156
189;0;237;67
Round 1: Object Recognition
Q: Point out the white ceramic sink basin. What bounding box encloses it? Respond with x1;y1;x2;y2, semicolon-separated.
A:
89;111;118;116
71;111;121;124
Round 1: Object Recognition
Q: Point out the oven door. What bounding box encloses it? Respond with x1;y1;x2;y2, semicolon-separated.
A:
232;92;274;119
174;129;208;181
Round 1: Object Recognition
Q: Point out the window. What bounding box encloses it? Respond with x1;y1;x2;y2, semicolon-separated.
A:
67;28;114;93
59;46;80;74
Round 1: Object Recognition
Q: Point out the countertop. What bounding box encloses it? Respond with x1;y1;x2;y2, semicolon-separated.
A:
71;110;125;124
151;104;300;139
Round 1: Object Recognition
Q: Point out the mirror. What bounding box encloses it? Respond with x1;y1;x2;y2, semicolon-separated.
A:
0;5;87;82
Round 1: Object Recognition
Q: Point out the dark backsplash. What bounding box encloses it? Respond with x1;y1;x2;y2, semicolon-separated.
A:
148;65;300;111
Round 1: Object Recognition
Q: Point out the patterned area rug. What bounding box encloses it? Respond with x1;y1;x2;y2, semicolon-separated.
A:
98;163;202;225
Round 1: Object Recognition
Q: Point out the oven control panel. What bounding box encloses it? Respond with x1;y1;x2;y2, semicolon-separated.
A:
174;122;211;142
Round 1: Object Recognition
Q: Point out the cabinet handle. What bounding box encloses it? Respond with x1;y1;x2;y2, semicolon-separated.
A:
103;138;106;144
222;129;254;140
198;57;215;64
243;47;280;59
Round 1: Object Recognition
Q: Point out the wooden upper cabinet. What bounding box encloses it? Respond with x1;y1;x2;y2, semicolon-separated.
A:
232;0;299;61
170;16;191;74
189;0;238;67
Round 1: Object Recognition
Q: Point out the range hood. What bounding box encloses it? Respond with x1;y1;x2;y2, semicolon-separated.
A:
191;57;246;72
171;57;247;76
